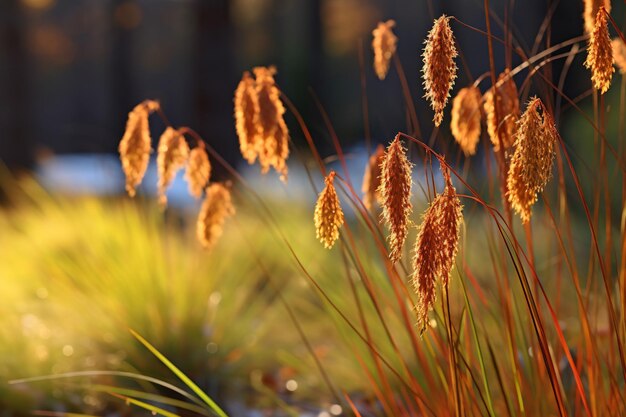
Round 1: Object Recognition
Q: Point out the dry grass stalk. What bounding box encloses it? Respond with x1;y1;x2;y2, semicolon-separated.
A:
185;145;211;198
234;71;260;164
422;15;458;127
253;66;290;182
372;20;398;80
412;161;462;332
506;97;558;224
157;127;190;207
450;86;482;156
583;0;611;35
483;69;520;152
378;136;413;263
314;171;345;249
197;183;235;250
119;100;160;197
362;144;385;210
612;38;626;73
585;7;614;94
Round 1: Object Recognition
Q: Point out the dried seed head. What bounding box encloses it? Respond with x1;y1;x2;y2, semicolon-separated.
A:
585;7;614;94
119;100;159;197
612;38;626;73
157;127;189;207
362;144;385;210
314;171;345;249
372;20;398;80
253;66;290;181
450;86;482;156
197;183;235;250
583;0;611;35
483;70;520;152
422;15;458;127
506;98;557;223
185;145;211;198
412;162;462;332
234;71;261;164
378;136;413;263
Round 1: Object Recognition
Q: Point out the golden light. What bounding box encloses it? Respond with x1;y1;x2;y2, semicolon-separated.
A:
21;0;55;10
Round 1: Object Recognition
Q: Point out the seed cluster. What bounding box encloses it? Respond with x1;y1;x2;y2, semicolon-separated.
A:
372;20;398;80
450;86;482;156
118;100;160;197
613;38;626;73
422;15;458;127
234;67;290;182
157;127;190;207
583;0;611;35
361;144;385;210
314;172;344;249
197;183;236;250
506;98;557;223
585;7;615;94
378;136;413;263
412;163;462;332
483;70;520;152
185;146;212;199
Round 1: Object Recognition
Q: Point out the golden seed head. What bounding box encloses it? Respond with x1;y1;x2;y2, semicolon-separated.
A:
361;144;385;210
450;86;482;156
314;171;345;249
583;0;611;35
234;71;261;164
412;162;462;332
378;136;413;263
156;127;189;207
372;20;398;80
506;97;558;224
185;145;211;199
585;7;614;94
196;183;235;250
118;100;160;197
612;38;626;73
253;66;290;182
483;69;520;152
422;15;458;127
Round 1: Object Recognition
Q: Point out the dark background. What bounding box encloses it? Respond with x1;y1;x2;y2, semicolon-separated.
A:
0;0;623;174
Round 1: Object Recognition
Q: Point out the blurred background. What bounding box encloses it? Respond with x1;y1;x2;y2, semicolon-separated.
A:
1;0;622;191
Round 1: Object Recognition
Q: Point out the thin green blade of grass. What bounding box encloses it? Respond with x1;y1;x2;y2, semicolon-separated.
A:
75;384;212;416
108;392;181;417
130;329;229;417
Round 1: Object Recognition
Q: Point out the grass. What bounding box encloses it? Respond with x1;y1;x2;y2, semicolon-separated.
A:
2;1;626;416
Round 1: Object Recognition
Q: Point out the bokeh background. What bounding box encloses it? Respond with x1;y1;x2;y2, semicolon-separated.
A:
1;0;623;186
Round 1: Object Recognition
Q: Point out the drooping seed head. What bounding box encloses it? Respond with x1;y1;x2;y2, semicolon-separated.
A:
450;86;482;156
372;20;398;80
234;71;261;164
253;66;290;182
583;0;611;35
157;127;189;207
119;100;160;197
483;69;520;152
585;7;614;94
612;38;626;73
378;136;413;263
422;15;458;127
197;183;235;250
314;171;344;249
506;97;558;223
412;161;462;332
185;145;211;199
362;144;385;210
